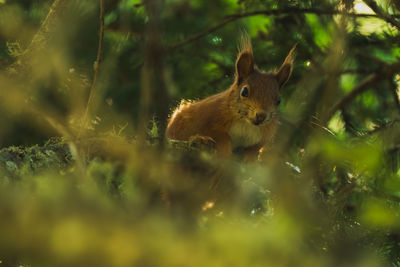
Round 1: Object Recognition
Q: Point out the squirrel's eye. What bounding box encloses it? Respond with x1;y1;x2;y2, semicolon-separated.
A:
277;97;281;106
240;87;249;97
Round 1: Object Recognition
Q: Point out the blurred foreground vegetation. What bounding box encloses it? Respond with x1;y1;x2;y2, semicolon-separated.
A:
1;0;400;266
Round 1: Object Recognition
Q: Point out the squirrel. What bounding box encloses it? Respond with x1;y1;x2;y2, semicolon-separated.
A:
166;35;295;160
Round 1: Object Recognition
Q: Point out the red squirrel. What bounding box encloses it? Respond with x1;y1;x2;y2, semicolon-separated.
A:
166;36;295;159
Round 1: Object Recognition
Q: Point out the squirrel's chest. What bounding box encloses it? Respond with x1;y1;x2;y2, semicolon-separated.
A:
228;121;263;149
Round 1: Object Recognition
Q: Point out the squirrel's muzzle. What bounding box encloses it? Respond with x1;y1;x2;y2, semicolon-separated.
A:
253;112;267;125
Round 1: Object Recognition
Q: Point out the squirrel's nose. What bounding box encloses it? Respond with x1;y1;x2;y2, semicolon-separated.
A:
255;112;267;125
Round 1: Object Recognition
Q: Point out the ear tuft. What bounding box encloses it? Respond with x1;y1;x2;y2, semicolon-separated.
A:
235;33;254;84
276;44;296;88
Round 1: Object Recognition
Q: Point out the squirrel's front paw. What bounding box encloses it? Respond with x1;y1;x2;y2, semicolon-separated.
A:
189;135;216;149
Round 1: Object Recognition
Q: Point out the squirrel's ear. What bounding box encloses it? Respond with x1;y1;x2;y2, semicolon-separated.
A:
275;45;296;89
235;52;254;84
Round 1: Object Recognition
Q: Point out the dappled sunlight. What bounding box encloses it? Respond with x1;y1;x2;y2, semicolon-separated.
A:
0;0;400;266
354;0;374;14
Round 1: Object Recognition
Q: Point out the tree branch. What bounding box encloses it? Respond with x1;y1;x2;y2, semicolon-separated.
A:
7;0;69;74
363;0;400;30
168;8;400;50
139;0;170;144
168;17;236;50
224;8;398;19
327;62;400;120
79;0;105;138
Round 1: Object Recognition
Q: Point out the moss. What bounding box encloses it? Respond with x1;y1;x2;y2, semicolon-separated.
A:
0;137;71;180
5;161;18;172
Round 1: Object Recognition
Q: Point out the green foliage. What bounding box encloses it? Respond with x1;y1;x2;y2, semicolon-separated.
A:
1;0;400;266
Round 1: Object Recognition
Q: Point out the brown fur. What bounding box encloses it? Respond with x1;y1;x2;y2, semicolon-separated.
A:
166;36;295;159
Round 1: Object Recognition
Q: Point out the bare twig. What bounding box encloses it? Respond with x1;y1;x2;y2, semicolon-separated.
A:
326;62;400;120
327;73;378;118
7;0;69;74
78;0;105;138
224;8;397;19
330;74;379;118
168;17;237;50
168;8;400;50
139;0;170;144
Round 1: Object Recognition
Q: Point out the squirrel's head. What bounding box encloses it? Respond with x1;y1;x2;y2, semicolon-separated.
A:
231;36;295;126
